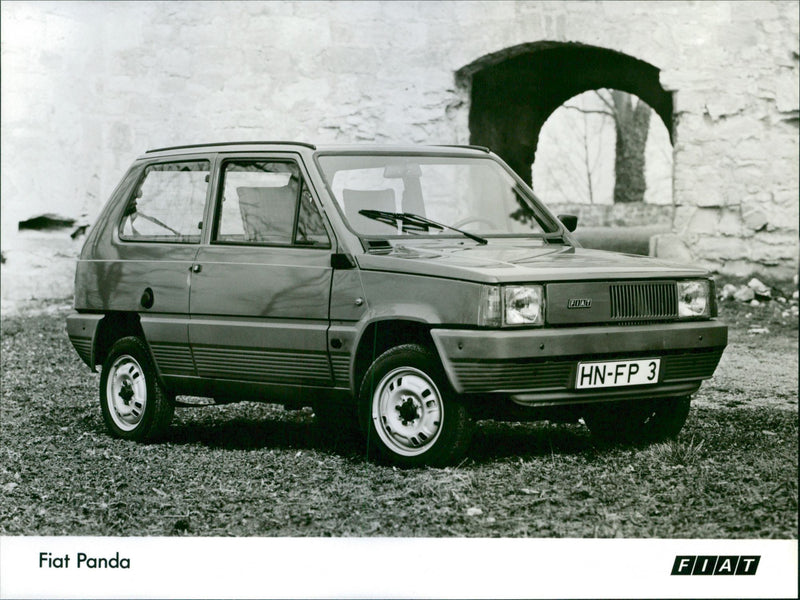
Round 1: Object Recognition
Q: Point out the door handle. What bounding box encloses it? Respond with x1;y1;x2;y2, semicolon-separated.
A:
191;264;202;273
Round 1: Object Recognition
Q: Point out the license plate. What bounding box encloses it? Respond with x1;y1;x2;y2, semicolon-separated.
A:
575;358;661;389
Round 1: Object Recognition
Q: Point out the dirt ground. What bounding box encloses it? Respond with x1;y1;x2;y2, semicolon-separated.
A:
1;296;796;538
698;329;798;411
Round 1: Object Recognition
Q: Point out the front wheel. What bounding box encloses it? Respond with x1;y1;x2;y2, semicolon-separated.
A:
583;396;691;445
358;344;473;467
99;336;174;441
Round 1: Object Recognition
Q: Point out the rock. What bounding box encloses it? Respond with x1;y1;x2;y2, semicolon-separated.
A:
742;208;768;232
750;299;761;307
733;286;755;302
793;290;799;301
747;278;771;299
777;297;787;304
650;234;693;263
70;224;90;239
719;283;738;301
717;209;743;236
696;191;724;208
18;213;76;231
793;274;798;287
687;209;719;234
466;507;483;516
693;236;749;261
747;327;770;334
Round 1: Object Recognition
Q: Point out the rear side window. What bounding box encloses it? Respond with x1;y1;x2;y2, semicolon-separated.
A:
215;160;329;247
119;161;209;243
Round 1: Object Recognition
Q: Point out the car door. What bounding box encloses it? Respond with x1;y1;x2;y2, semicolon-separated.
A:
111;158;211;381
188;153;335;389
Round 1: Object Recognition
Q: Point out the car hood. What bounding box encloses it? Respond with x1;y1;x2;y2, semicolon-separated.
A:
355;240;708;283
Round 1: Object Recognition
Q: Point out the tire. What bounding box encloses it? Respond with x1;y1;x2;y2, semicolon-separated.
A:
358;344;473;467
583;396;691;445
99;336;174;441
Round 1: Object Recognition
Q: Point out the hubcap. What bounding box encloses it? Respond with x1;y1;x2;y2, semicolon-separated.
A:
106;355;147;431
371;367;443;457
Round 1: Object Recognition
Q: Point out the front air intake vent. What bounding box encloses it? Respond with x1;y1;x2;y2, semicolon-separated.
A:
366;239;392;252
610;282;677;321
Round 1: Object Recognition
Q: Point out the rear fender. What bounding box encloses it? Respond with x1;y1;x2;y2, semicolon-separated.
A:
66;313;105;371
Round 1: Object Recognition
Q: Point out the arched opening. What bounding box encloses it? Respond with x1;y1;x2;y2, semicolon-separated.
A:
457;42;673;186
531;88;674;207
528;88;675;254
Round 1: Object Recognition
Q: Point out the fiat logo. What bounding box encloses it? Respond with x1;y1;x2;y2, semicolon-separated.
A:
568;298;592;309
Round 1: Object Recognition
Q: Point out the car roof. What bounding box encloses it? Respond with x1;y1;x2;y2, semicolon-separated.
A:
140;141;492;159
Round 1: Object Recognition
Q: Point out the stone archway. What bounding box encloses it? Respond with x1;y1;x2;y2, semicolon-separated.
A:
456;42;673;185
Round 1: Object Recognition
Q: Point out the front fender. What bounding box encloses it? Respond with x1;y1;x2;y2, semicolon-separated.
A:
328;269;487;393
328;308;442;395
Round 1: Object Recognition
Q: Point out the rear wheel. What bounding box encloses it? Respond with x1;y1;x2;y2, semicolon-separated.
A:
99;336;174;441
359;344;473;467
583;396;691;445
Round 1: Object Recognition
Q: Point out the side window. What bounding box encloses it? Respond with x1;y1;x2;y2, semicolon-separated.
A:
119;161;209;243
296;183;330;246
215;160;330;247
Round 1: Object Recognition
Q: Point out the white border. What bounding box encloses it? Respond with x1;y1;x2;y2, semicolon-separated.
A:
1;536;797;599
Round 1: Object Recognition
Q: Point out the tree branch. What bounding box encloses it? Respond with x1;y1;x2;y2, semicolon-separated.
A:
562;104;615;118
593;90;616;114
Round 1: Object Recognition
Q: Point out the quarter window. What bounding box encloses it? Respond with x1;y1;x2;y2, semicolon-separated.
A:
119;161;209;243
215;160;329;247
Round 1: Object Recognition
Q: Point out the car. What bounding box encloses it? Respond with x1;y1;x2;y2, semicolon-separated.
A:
67;141;727;466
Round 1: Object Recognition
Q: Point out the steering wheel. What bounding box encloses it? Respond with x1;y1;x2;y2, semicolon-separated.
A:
451;216;499;230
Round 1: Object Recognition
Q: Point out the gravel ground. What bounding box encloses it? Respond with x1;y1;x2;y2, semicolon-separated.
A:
0;293;796;538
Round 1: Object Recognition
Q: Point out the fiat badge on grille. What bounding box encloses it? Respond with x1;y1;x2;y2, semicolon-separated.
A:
568;298;592;309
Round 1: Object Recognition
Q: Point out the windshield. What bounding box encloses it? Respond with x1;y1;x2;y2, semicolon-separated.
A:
317;154;556;239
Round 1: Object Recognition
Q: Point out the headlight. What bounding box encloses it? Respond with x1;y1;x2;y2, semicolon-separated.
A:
503;285;544;326
478;285;545;327
678;280;710;318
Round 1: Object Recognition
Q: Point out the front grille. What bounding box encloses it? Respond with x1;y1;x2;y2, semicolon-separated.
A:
610;282;677;321
661;348;724;381
452;360;573;393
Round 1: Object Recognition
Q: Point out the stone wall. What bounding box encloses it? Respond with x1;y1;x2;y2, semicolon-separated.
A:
1;0;798;302
544;202;673;228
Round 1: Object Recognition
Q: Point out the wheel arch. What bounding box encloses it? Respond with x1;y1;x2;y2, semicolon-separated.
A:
94;312;147;367
351;317;440;396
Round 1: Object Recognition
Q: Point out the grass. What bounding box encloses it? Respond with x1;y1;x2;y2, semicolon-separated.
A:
0;299;796;538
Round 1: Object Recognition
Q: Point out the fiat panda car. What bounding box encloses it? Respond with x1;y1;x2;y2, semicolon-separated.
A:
67;142;727;466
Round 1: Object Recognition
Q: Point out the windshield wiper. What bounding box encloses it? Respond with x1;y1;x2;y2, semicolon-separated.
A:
358;210;488;245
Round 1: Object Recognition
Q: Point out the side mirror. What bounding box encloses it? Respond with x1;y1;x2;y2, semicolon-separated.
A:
557;214;578;233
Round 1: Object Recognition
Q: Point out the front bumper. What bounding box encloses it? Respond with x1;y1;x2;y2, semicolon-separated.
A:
430;321;727;407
